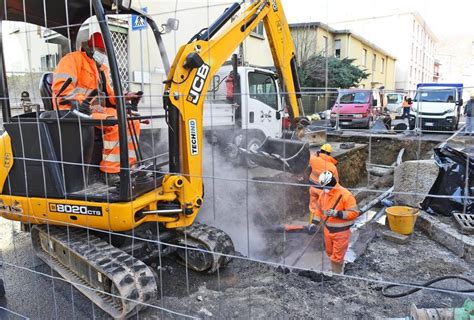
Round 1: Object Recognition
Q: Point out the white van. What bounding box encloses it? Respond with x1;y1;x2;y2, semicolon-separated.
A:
385;92;405;116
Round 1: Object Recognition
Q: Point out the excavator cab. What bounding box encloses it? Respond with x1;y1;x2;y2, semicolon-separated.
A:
0;0;168;203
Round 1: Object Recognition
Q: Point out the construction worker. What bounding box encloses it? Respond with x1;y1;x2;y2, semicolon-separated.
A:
52;32;141;184
401;96;411;119
312;171;359;274
225;71;234;102
308;143;339;217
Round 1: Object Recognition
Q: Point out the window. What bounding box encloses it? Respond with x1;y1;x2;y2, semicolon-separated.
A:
381;58;385;73
251;21;264;39
339;92;370;104
362;49;367;66
413;89;455;103
40;53;59;71
334;39;341;58
323;36;328;56
372;53;376;71
248;72;278;110
110;28;129;91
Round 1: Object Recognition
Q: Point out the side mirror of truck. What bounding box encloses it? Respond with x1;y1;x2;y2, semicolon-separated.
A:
372;99;378;107
276;111;281;120
457;99;464;106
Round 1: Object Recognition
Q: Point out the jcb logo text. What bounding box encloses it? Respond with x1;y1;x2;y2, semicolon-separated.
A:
187;64;210;105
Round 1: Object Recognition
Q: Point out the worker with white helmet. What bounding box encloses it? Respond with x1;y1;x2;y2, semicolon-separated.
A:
313;170;359;274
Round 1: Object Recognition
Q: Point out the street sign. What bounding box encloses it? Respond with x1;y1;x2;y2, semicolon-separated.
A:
131;8;147;31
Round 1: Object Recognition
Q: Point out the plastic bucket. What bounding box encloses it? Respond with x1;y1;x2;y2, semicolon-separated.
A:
385;206;419;235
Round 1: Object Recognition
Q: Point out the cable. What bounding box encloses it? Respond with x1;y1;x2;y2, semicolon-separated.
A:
382;275;474;298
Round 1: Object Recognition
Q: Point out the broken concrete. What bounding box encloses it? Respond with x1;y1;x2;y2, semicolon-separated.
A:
417;211;474;263
379;229;410;244
393;160;439;207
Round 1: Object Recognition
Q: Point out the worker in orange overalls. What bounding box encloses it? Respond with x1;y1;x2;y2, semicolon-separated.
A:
312;171;359;274
308;143;339;220
52;32;141;185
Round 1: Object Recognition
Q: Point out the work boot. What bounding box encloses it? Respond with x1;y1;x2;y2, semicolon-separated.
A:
331;261;344;274
104;173;120;186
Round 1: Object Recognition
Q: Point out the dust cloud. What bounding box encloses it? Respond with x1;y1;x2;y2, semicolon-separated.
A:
197;136;308;261
197;140;268;258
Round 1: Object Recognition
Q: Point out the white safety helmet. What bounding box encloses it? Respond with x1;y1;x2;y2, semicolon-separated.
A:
318;170;334;187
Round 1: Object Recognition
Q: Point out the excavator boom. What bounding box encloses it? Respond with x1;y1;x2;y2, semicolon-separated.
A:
164;0;309;224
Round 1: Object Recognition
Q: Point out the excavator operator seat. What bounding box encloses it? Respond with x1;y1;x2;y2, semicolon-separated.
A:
39;72;54;111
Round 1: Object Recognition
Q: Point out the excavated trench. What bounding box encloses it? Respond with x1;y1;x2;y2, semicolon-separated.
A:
239;136;438;266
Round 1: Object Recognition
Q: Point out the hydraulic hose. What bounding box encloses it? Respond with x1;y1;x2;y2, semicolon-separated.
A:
382;275;474;298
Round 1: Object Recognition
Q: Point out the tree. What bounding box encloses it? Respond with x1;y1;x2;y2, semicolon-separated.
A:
299;55;370;88
291;26;318;67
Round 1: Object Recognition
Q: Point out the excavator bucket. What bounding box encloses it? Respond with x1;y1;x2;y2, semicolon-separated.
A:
240;137;310;173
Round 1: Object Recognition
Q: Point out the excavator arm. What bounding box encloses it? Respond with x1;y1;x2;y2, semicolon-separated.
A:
163;0;308;228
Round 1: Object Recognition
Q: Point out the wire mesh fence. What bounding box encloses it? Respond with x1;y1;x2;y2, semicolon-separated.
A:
0;0;472;319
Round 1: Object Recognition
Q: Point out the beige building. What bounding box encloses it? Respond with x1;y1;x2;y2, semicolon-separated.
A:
289;22;396;90
331;12;437;91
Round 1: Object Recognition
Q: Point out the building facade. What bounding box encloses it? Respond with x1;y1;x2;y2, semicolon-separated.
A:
435;35;474;97
289;22;396;90
331;12;437;91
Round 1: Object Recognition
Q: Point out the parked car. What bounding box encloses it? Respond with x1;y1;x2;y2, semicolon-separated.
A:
330;89;380;129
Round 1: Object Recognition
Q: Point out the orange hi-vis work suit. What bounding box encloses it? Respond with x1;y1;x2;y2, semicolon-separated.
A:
312;184;359;264
308;153;339;213
52;51;140;174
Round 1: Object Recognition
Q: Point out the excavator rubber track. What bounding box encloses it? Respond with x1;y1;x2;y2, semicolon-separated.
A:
176;222;235;273
31;225;157;319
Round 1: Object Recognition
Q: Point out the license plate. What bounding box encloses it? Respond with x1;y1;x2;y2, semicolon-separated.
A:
425;122;434;127
341;122;350;125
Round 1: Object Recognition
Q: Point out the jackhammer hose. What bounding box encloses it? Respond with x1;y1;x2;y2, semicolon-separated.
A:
382;276;474;298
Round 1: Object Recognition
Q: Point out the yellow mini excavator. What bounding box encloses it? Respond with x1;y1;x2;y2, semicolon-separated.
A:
0;0;308;317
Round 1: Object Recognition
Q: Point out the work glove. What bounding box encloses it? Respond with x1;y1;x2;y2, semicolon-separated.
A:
325;209;340;217
78;99;91;115
124;91;142;101
125;91;143;111
307;223;317;234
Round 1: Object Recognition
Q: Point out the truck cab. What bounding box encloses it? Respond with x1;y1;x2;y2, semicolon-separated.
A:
409;83;463;131
204;65;283;164
329;89;379;129
205;65;282;137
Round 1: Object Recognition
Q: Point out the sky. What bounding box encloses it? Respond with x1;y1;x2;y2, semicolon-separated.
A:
281;0;474;39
